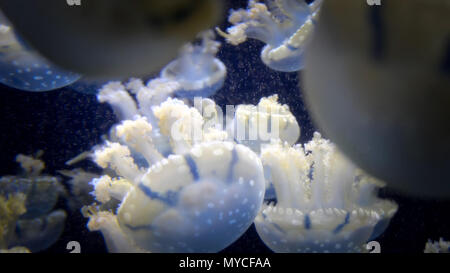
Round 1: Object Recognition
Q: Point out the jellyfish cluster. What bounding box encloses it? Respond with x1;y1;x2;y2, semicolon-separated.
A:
0;153;67;253
217;0;322;72
83;85;265;252
0;0;404;253
75;64;397;252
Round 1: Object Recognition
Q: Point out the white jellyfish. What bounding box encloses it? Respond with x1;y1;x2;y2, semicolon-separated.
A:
0;153;67;252
161;30;226;98
424;238;450;253
83;94;266;253
217;0;321;72
229;95;300;153
0;12;80;91
254;133;398;253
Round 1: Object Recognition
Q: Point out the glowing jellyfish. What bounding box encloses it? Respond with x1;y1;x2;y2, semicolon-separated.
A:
0;153;67;252
217;0;321;72
254;133;397;253
161;30;226;98
0;13;80;91
229;95;300;153
424;238;450;253
83;95;265;252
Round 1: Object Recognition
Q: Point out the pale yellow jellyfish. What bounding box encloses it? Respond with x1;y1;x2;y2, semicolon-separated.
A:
84;94;266;253
254;133;398;253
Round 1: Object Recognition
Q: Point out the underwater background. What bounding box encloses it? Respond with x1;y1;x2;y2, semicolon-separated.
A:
0;0;449;253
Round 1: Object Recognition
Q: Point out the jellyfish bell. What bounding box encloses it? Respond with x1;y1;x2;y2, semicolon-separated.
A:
302;0;450;197
115;141;265;252
0;12;80;91
0;0;223;78
217;0;321;72
161;30;226;98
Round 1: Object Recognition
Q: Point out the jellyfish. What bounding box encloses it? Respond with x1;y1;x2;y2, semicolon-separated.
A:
0;0;224;78
0;12;80;91
217;0;321;72
160;30;226;98
229;95;300;153
83;94;265;252
254;133;398;253
424;238;450;253
0;153;67;252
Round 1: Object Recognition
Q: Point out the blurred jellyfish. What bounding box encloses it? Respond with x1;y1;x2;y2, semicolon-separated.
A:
0;153;67;252
0;12;80;91
0;0;223;78
254;133;397;253
83;95;265;253
302;0;450;197
161;30;226;98
424;238;450;253
0;193;27;252
229;95;300;153
217;0;321;72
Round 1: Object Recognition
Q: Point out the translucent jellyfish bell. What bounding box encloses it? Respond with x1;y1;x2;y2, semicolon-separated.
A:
0;12;80;91
217;0;321;72
0;153;67;252
161;30;226;98
255;133;398;253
